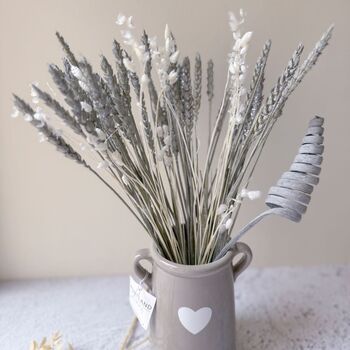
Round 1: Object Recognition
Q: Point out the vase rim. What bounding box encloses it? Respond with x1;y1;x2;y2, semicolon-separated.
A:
151;244;235;277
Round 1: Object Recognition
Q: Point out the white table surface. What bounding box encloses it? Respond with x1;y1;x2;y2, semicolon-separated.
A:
1;265;349;350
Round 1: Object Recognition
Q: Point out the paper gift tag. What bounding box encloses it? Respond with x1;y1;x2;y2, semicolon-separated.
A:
129;276;156;329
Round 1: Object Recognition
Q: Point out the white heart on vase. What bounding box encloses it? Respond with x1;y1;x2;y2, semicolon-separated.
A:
177;307;212;335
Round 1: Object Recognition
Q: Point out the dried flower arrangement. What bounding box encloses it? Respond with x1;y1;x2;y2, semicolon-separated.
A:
12;11;333;265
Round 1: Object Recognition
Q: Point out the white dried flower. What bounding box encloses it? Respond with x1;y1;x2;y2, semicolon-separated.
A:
169;50;180;64
164;24;171;40
127;16;135;28
229;61;239;75
78;80;89;92
11;107;19;118
123;58;135;72
240;32;253;48
165;38;171;53
71;66;83;80
235;113;243;124
140;74;150;88
30;85;38;97
241;188;261;200
149;36;157;50
218;224;227;234
240;46;248;55
229;13;239;32
225;218;234;230
80;101;92;113
33;108;46;127
121;30;133;41
53;129;63;137
168;70;178;85
24;114;33;122
116;13;126;26
122;174;130;186
217;204;228;215
38;132;48;143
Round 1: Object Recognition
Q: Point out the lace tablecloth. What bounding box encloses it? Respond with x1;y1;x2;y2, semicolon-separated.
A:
1;266;349;349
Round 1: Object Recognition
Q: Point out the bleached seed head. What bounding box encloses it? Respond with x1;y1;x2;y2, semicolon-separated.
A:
133;44;147;63
121;30;133;41
81;101;92;113
240;46;248;55
228;11;239;32
240;32;253;48
30;85;39;97
170;50;180;64
233;39;241;52
164;24;171;40
149;36;157;50
165;38;171;53
38;132;48;143
127;16;134;28
217;204;228;215
247;190;261;200
240;188;248;198
229;61;239;75
24;114;33;122
168;70;178;85
78;81;89;92
53;129;63;137
71;66;83;80
116;13;126;26
11;107;19;118
123;58;135;72
141;74;150;88
225;218;234;230
235;113;243;124
241;188;261;200
122;175;130;186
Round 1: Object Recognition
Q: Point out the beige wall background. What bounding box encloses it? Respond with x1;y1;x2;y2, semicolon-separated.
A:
0;0;349;279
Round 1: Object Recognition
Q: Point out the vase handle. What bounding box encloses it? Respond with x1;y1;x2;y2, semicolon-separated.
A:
231;242;252;281
133;248;153;290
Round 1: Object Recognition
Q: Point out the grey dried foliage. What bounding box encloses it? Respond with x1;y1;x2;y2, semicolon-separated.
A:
13;20;333;264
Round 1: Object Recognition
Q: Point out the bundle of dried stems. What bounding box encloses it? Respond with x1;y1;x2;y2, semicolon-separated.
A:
12;11;333;264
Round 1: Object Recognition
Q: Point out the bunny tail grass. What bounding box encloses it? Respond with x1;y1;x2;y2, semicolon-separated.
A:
215;116;325;260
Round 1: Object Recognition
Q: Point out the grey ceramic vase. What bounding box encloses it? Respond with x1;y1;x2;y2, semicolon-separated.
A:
133;243;252;350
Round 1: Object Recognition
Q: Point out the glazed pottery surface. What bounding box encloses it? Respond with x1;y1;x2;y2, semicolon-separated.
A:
133;243;252;350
